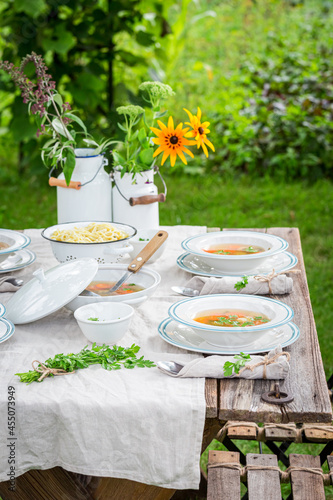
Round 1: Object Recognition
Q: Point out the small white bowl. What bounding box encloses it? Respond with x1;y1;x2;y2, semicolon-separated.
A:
66;264;161;312
42;221;137;264
0;229;31;264
74;302;134;344
128;229;167;263
181;231;288;274
168;294;294;347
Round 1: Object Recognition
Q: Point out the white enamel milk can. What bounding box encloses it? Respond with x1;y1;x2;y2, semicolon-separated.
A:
111;168;166;230
49;148;112;223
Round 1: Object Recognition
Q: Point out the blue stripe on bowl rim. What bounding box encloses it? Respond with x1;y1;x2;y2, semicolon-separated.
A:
0;317;15;344
0;249;36;274
0;303;6;318
158;317;300;355
168;293;294;333
176;251;298;278
181;231;288;260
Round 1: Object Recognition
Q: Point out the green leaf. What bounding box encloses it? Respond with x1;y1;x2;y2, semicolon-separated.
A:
52;118;74;141
139;148;154;166
112;151;126;166
52;94;63;110
64;113;87;134
117;122;128;133
63;148;76;185
42;24;76;56
14;0;46;18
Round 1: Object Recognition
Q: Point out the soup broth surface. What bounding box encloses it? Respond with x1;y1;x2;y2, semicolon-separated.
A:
203;243;266;255
86;281;144;296
0;242;9;250
194;309;271;327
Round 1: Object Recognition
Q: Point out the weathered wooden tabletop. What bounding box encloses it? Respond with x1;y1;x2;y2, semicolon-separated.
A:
205;227;332;425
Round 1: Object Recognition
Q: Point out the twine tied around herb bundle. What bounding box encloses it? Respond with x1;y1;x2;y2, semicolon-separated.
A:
253;269;301;294
32;360;75;382
238;351;291;380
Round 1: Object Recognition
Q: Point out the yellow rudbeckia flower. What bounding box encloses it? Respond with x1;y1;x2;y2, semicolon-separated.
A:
150;116;196;167
183;107;215;157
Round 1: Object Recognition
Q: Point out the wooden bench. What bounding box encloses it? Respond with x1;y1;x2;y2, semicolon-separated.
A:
207;450;333;500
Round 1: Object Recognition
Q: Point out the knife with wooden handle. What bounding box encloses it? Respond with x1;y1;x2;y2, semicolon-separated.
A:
107;230;168;293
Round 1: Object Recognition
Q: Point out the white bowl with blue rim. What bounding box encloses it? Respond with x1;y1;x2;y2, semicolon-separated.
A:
181;231;288;274
0;229;31;264
168;294;294;347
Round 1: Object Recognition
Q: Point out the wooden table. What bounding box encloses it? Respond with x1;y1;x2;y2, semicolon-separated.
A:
1;227;331;500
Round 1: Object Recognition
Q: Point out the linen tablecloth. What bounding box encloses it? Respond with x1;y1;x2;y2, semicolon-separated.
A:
0;226;206;489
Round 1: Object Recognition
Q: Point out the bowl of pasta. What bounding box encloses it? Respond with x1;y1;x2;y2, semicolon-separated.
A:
42;221;137;264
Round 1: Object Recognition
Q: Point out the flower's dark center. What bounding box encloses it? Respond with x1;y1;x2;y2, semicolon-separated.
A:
170;135;179;145
198;126;204;135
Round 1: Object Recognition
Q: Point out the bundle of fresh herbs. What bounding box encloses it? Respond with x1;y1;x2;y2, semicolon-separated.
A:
16;343;155;384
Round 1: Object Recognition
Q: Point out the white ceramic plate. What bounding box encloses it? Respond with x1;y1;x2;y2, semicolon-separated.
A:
0;249;36;273
158;318;300;354
0;317;15;344
176;251;298;278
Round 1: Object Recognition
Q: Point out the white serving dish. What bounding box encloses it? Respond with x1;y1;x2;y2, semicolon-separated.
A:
158;317;300;355
168;294;294;347
41;221;137;264
0;229;31;264
74;302;134;344
66;264;161;312
181;231;288;273
128;229;167;263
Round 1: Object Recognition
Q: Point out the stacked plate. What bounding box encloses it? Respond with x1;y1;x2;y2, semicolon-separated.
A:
177;230;298;278
0;304;15;344
158;294;299;355
0;229;35;273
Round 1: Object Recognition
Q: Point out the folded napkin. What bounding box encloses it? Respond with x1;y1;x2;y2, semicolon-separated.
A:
161;346;290;379
186;273;293;295
0;276;21;293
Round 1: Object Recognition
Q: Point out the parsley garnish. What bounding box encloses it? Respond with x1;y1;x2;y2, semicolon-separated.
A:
15;343;156;384
223;352;252;377
234;276;249;291
139;237;149;241
88;317;99;321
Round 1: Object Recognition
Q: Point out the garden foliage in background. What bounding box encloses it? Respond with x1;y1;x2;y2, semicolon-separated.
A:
1;0;333;181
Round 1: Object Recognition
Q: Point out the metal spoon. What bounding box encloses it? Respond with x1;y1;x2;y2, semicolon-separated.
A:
156;361;184;376
3;277;24;287
171;286;200;297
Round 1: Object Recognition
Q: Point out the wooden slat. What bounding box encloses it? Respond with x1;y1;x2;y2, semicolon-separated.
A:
0;467;94;500
227;422;257;441
264;423;299;442
289;454;325;500
303;425;333;442
90;477;175;500
246;453;281;500
328;456;333;486
205;378;218;419
218;228;332;423
207;450;241;500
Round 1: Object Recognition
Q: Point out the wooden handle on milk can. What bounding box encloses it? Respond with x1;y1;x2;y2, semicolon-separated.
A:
127;231;168;272
129;193;166;206
49;177;81;190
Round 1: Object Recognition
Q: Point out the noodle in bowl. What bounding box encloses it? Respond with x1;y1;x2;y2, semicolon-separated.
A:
42;221;137;264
